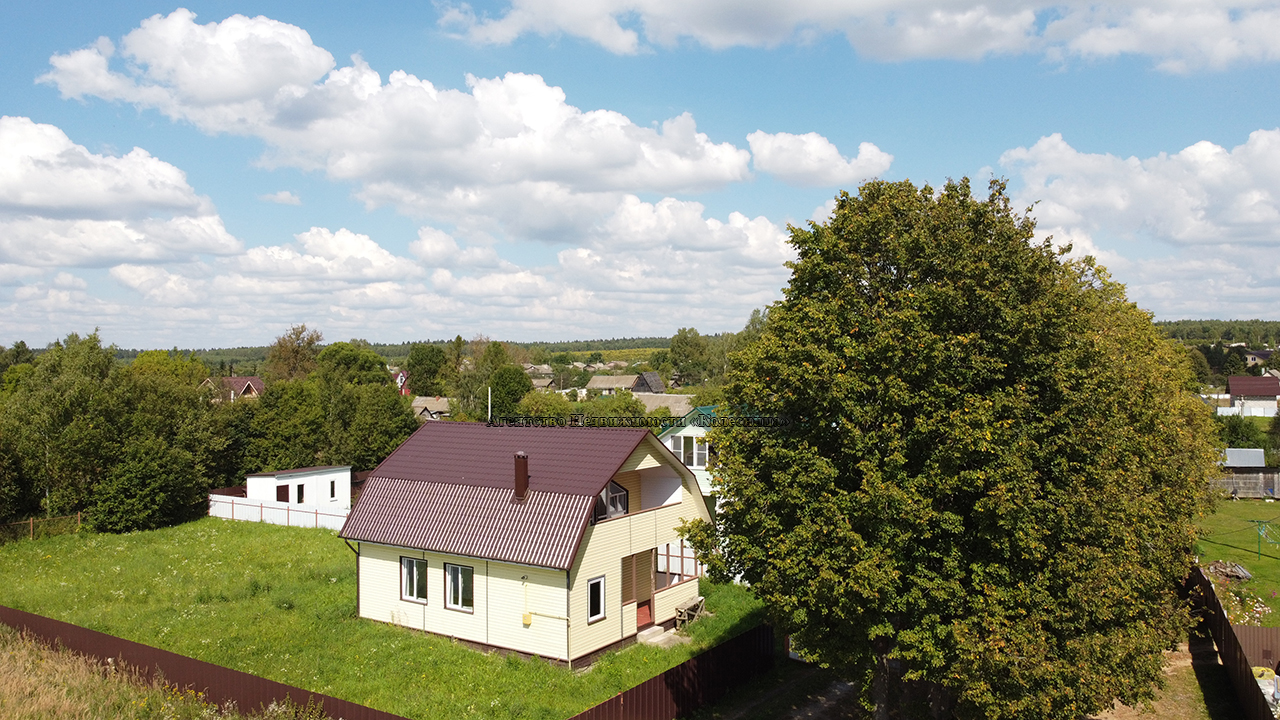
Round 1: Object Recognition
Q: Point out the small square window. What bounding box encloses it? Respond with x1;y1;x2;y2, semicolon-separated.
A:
445;563;474;612
588;576;605;623
276;485;288;502
401;557;427;603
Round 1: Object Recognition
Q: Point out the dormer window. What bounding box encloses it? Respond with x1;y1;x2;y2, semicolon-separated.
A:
593;481;629;522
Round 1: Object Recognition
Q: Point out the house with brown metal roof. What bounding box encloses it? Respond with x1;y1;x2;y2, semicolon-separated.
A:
1228;375;1280;416
201;375;265;402
338;421;711;667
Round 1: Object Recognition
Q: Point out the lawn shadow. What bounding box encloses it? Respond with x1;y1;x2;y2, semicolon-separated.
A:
1189;623;1249;720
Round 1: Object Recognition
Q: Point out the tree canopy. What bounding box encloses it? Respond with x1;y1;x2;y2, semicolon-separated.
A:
263;324;323;382
405;343;447;396
683;179;1221;720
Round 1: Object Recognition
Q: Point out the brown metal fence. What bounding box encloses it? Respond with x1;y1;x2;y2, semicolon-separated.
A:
1;600;773;720
0;513;81;545
1191;566;1275;720
567;624;774;720
0;604;412;720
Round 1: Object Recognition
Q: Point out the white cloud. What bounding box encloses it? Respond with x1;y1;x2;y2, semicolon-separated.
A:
439;0;1280;71
0;116;240;268
260;190;301;205
1002;131;1280;247
747;131;892;187
998;130;1280;320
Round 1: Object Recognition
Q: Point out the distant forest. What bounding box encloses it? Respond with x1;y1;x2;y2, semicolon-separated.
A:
1156;320;1280;347
113;336;673;366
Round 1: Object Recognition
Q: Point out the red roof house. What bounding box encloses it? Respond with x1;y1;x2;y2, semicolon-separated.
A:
339;421;711;666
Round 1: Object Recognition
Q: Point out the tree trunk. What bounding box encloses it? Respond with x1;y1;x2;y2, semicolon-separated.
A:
872;658;891;720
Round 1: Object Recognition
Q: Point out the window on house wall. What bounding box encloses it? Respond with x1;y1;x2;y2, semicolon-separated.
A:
276;485;288;502
656;539;702;590
445;563;474;612
296;483;305;504
672;436;708;469
401;557;427;603
330;480;335;499
588;576;606;622
593;481;629;522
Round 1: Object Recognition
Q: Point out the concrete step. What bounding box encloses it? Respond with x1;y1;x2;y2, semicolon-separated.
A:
636;626;667;645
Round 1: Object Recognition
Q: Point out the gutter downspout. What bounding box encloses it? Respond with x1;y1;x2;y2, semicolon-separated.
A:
566;569;572;669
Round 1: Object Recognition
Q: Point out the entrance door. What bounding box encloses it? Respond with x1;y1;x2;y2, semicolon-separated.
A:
622;549;656;629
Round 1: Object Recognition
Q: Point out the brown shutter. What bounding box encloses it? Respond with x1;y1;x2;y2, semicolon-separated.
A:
276;485;288;502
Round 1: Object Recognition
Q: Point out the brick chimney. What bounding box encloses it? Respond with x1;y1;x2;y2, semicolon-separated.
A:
514;451;528;503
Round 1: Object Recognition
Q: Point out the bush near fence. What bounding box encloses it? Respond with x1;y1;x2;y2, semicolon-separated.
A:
0;513;81;545
0;600;775;720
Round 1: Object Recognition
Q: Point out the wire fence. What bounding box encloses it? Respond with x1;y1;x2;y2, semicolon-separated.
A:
0;513;81;546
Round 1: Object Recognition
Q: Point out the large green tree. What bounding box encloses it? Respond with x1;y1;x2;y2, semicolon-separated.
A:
263;324;323;382
684;179;1221;720
405;343;447;396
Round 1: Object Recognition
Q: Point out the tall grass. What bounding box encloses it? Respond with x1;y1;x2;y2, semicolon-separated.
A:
0;517;763;719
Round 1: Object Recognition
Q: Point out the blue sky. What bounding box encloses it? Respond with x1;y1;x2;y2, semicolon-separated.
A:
3;1;1279;348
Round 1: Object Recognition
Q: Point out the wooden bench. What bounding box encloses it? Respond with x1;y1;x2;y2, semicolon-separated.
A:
675;596;705;629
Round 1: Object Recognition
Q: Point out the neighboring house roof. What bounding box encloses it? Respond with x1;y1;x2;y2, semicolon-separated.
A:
658;405;718;439
411;396;452;418
586;374;638;390
203;376;264;397
1225;448;1267;468
1228;376;1280;397
632;392;692;417
532;378;556;389
340;422;691;570
635;371;666;394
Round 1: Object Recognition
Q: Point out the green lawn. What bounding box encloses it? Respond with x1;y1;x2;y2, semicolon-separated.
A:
1196;499;1280;626
0;517;764;720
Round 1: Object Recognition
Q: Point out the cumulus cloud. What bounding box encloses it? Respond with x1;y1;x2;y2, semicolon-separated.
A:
260;190;301;205
0;116;240;268
1002;131;1280;247
748;131;892;187
999;130;1280;320
439;0;1280;71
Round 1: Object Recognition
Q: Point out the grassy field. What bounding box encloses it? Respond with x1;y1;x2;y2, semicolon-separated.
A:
1195;498;1280;625
0;518;764;720
0;623;255;720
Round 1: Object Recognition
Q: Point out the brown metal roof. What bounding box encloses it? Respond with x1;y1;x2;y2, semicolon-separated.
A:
341;478;593;569
367;421;651;496
339;422;657;569
1229;375;1280;397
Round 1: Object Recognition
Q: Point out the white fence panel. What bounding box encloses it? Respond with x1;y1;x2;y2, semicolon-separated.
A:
209;495;348;531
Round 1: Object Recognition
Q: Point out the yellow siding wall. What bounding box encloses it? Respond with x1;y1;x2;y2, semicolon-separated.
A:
654;578;700;623
358;544;570;660
613;470;642;510
567;472;711;659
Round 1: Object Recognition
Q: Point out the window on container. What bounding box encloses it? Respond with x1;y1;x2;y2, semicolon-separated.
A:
276;485;288;502
588;576;605;623
445;563;474;612
296;483;305;504
401;557;427;603
330;480;335;499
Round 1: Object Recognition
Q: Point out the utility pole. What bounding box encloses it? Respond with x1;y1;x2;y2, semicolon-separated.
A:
488;386;492;422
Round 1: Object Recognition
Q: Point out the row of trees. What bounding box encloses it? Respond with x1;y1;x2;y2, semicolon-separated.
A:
1159;319;1280;347
1187;342;1279;384
0;328;417;531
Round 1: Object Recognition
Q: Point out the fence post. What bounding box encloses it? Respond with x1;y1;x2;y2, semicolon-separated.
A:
29;517;33;540
77;512;81;531
315;508;318;528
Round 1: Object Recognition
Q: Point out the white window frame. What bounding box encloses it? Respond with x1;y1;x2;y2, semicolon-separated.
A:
587;576;606;623
445;563;474;612
400;557;427;604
